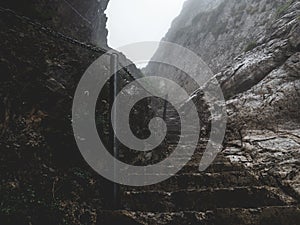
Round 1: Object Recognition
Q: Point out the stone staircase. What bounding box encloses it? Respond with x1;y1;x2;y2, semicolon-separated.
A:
98;106;300;225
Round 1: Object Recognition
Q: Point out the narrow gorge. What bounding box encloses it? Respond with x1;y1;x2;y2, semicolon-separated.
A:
0;0;299;224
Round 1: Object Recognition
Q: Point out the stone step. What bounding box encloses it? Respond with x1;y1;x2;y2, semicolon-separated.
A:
124;171;260;192
96;206;300;225
166;131;199;136
121;186;295;212
177;160;245;174
122;160;245;179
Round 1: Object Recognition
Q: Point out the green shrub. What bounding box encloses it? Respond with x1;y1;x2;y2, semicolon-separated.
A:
244;41;258;52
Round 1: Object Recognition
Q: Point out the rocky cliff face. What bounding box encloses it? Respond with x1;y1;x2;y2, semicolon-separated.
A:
1;0;109;46
145;0;300;204
144;0;296;92
144;0;300;133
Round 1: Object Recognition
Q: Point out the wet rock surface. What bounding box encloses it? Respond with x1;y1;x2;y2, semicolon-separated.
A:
96;206;300;225
113;107;299;225
1;0;300;224
224;129;300;201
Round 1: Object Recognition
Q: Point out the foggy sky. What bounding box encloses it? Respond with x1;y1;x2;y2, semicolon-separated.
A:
106;0;186;65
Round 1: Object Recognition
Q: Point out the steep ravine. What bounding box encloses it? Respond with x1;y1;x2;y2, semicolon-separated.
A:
1;0;300;224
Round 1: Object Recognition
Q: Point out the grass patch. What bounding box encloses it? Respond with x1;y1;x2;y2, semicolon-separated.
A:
276;0;293;18
244;41;258;52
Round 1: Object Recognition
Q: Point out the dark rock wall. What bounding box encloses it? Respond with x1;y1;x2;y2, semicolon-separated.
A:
0;2;152;223
1;0;109;46
0;9;105;223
